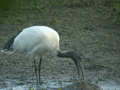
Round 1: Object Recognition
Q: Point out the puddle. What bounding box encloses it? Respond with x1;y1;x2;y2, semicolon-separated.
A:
0;77;120;90
98;80;120;90
0;76;73;90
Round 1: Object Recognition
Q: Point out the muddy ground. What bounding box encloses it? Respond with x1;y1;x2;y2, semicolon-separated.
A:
0;6;120;89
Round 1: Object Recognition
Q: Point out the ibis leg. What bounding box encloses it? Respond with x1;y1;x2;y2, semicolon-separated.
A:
38;57;42;84
33;59;38;84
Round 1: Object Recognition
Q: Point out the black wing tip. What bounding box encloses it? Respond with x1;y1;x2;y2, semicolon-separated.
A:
3;36;16;51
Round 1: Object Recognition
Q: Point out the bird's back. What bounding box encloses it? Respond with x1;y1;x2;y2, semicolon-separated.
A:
13;26;60;57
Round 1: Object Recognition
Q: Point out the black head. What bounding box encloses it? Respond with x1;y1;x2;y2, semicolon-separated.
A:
57;48;85;80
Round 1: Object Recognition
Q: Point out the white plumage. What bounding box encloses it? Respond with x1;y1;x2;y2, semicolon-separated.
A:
2;25;84;84
13;26;60;58
2;26;61;84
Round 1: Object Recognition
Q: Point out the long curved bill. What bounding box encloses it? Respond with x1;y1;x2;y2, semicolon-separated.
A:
71;57;85;80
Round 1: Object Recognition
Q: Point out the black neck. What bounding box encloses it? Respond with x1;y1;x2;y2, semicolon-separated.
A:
57;49;82;61
57;50;74;58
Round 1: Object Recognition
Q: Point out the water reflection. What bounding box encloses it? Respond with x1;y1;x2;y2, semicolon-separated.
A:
0;77;120;90
98;80;120;90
